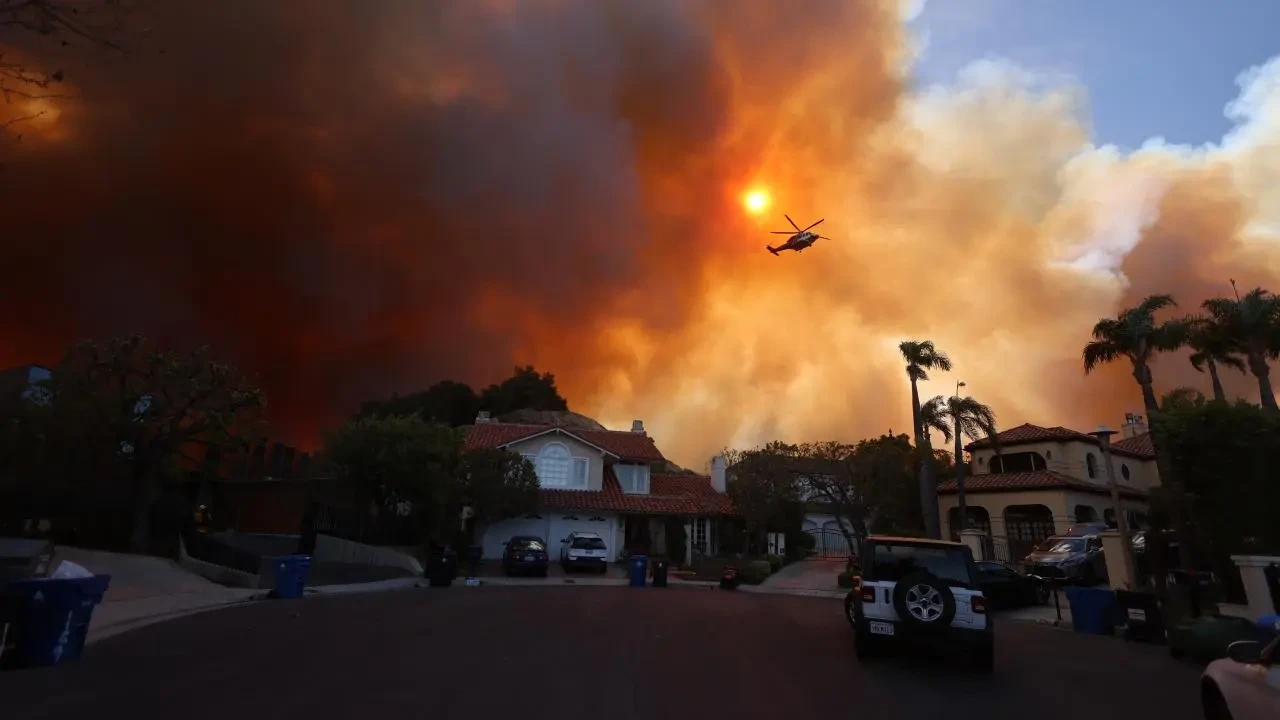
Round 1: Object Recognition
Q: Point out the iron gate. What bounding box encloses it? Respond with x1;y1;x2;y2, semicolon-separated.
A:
804;527;853;559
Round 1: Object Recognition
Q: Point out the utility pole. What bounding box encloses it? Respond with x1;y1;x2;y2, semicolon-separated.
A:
954;381;967;533
1092;426;1137;589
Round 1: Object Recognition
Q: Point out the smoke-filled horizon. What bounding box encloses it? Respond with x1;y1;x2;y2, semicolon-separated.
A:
3;0;1279;469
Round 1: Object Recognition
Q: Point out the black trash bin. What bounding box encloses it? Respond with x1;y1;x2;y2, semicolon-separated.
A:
651;559;668;588
1116;589;1165;643
1168;569;1216;620
426;548;458;588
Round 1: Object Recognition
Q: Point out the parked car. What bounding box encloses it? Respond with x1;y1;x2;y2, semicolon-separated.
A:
844;535;993;672
1023;534;1108;585
1201;637;1280;720
502;536;550;577
975;560;1049;609
560;532;608;573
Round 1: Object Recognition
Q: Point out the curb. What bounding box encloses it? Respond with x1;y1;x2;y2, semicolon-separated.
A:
87;593;266;645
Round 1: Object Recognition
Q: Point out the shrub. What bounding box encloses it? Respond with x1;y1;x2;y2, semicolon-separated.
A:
738;559;773;584
766;554;785;573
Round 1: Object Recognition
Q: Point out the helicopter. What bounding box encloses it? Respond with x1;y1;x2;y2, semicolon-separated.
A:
766;215;830;255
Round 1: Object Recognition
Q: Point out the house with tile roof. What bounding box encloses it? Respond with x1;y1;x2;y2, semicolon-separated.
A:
938;412;1158;563
464;412;737;563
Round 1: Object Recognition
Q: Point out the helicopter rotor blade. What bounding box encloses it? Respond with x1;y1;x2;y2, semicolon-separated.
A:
771;231;796;234
802;218;825;232
784;214;801;231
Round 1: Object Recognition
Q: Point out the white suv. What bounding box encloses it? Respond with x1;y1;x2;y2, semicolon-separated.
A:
845;536;994;672
560;532;609;573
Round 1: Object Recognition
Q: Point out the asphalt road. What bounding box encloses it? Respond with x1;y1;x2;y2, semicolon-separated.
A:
1;586;1204;720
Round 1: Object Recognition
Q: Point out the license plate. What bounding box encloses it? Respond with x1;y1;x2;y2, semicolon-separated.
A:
1127;608;1146;622
523;555;534;561
869;621;894;636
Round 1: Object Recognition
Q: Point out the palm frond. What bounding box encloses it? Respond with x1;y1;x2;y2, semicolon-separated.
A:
1219;354;1247;372
1090;317;1125;342
1150;317;1193;352
1082;340;1122;374
1189;351;1207;373
1136;294;1178;315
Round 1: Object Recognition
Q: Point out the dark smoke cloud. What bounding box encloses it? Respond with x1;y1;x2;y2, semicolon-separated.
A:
3;1;1279;466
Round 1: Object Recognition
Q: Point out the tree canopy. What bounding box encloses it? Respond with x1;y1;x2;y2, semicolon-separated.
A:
357;366;568;427
1;335;266;550
322;415;538;547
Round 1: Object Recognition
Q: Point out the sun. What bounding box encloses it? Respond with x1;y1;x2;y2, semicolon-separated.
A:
742;188;770;215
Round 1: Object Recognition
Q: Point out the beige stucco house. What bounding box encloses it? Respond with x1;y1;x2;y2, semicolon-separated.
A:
938;413;1157;564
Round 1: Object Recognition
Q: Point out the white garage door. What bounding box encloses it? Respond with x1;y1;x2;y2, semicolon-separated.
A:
549;514;616;561
482;515;551;559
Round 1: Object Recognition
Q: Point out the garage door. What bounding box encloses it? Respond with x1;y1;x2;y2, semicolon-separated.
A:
549;514;616;562
482;515;550;559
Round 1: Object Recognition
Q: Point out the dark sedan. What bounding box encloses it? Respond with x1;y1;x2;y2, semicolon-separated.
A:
976;560;1050;609
502;536;550;577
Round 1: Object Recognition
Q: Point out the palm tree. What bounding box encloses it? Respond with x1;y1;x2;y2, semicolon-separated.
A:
899;340;952;539
924;394;999;535
1083;294;1195;571
1083;295;1192;413
1203;287;1280;412
1186;315;1245;403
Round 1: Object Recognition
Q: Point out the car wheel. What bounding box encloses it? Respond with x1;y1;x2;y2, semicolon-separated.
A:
892;571;957;632
1202;681;1233;720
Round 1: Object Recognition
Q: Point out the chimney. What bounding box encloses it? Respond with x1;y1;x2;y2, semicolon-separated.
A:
710;454;727;494
476;410;491;424
1121;412;1147;439
631;419;645;434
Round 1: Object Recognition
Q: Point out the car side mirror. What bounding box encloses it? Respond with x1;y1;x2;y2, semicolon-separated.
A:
1227;640;1263;665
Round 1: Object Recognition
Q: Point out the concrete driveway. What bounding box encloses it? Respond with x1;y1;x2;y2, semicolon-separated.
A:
760;558;846;591
0;586;1202;720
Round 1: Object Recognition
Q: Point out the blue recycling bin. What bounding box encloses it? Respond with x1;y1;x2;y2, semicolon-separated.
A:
5;574;111;668
1064;585;1118;635
628;555;648;587
1255;614;1280;644
271;555;311;599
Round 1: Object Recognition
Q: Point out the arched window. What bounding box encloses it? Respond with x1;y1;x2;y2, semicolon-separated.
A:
535;443;572;487
1086;453;1098;479
1121;464;1130;481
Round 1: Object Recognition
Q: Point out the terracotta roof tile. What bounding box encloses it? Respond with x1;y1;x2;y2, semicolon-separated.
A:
938;470;1148;500
463;422;665;462
1112;432;1156;458
964;422;1156;459
539;469;736;516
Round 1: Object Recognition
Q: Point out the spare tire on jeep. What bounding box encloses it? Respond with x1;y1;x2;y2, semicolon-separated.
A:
891;571;957;630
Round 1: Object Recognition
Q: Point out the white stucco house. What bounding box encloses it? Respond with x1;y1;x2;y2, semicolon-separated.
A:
465;413;737;562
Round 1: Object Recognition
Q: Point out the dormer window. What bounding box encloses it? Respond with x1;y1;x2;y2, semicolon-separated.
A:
616;463;651;494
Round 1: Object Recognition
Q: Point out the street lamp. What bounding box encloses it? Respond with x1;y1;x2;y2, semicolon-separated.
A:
953;381;968;532
1091;425;1137;589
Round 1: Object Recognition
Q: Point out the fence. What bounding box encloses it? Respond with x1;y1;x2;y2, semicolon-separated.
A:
803;527;854;559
